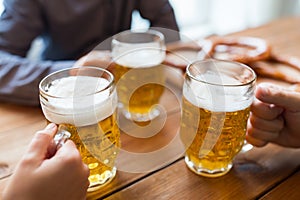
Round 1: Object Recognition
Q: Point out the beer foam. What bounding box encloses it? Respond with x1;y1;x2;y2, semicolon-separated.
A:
113;43;165;68
184;73;254;112
42;76;117;126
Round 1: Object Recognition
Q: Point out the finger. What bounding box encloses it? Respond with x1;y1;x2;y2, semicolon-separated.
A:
74;50;112;69
55;140;79;157
55;140;85;167
24;123;58;163
245;134;268;147
249;113;284;132
256;83;300;112
83;163;90;187
246;121;268;147
55;140;89;178
247;124;280;142
251;98;283;120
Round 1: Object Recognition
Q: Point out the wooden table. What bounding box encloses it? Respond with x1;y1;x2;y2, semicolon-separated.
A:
1;17;300;199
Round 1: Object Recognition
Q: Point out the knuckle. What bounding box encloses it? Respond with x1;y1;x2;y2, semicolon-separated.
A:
60;149;82;166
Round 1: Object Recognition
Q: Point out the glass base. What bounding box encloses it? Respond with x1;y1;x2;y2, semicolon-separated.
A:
87;167;117;192
240;141;254;153
184;156;232;178
121;107;160;122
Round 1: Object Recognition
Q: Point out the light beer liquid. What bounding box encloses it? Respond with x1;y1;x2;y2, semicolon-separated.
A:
113;63;165;114
180;97;250;176
180;71;253;177
41;76;120;191
112;49;165;120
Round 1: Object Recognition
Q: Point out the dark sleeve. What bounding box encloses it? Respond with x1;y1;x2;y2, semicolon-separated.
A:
0;0;74;106
0;50;75;106
0;0;44;56
137;0;180;43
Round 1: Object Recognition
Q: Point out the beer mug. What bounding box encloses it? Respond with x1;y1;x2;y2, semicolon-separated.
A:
39;67;120;191
111;29;166;122
180;59;256;177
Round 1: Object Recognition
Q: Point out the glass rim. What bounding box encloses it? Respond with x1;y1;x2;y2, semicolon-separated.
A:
39;66;114;99
112;29;165;45
186;59;257;87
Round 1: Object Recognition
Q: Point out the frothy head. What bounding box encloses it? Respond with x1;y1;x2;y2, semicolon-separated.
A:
112;30;166;68
112;46;165;68
184;73;254;112
40;76;117;126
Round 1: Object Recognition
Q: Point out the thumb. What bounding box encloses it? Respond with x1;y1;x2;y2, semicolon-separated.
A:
255;83;300;112
25;123;58;163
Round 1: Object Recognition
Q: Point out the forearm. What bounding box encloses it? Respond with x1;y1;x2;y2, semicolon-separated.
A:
139;0;180;43
0;50;75;106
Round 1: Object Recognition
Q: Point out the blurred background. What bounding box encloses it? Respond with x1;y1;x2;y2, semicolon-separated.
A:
1;0;300;39
1;0;300;53
133;0;300;40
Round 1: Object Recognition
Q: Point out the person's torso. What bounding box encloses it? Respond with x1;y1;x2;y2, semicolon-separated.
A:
40;0;134;60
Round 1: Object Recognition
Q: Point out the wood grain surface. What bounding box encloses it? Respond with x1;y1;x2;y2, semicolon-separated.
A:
1;17;300;200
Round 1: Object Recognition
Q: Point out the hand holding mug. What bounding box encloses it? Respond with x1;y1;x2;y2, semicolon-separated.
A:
2;123;89;200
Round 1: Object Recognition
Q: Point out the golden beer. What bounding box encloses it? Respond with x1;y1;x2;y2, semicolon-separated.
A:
47;113;120;191
113;63;165;116
180;59;256;177
39;67;120;191
180;96;250;177
112;30;166;121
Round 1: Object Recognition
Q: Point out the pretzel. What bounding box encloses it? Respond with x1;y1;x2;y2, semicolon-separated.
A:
269;53;300;71
248;51;300;83
291;83;300;92
249;60;300;83
206;36;271;63
164;36;271;70
163;40;212;71
205;36;300;83
249;57;300;83
164;36;300;84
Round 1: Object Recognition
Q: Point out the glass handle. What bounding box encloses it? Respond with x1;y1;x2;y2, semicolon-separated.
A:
54;130;71;149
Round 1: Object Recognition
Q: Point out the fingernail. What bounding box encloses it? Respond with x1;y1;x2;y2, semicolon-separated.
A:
269;103;284;114
257;85;269;97
45;123;56;130
258;82;276;96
